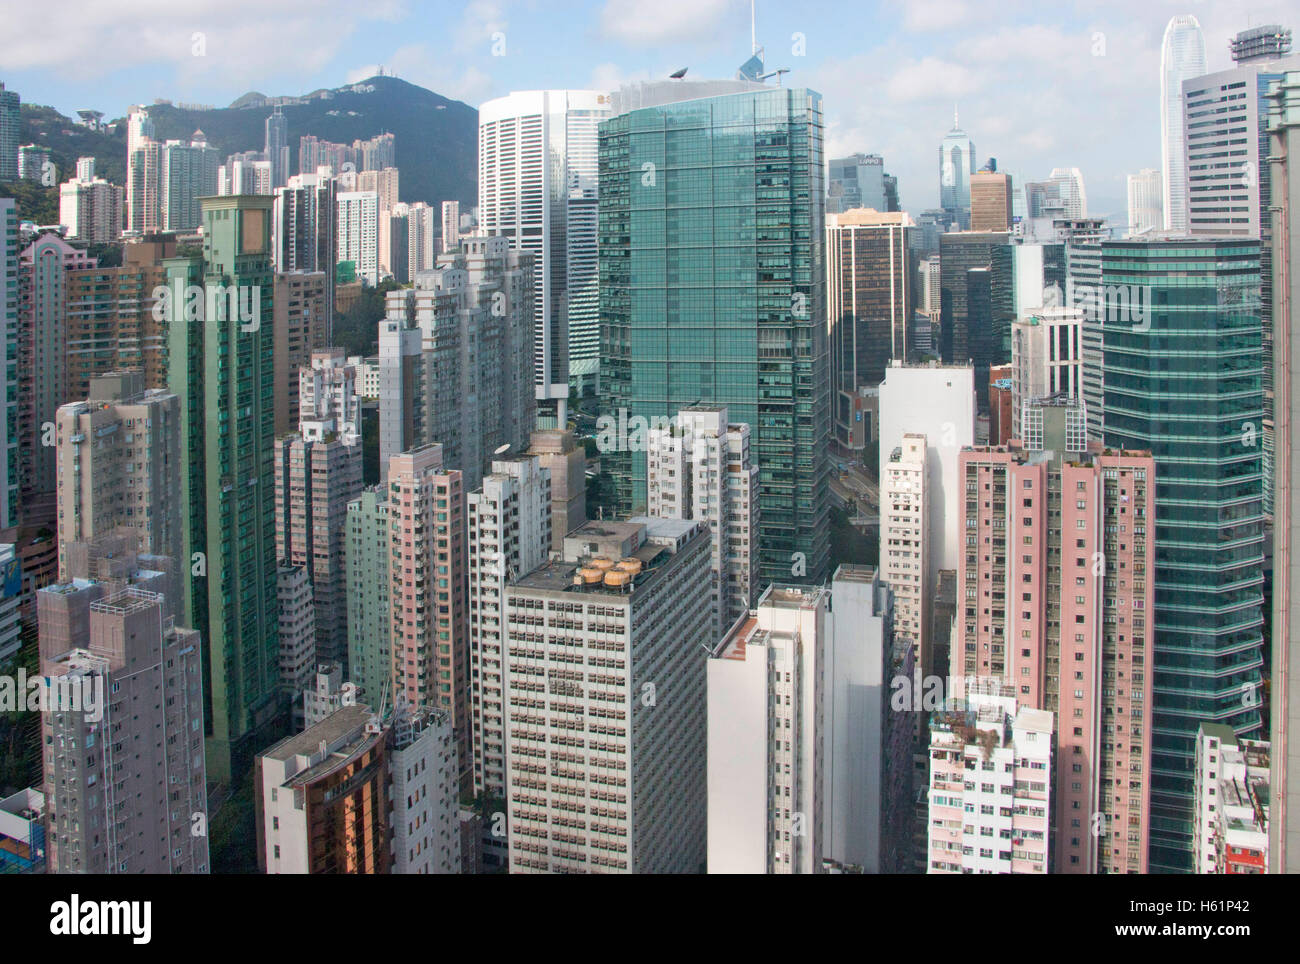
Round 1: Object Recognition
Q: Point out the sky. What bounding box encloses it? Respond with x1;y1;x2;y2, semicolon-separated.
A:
3;0;1296;217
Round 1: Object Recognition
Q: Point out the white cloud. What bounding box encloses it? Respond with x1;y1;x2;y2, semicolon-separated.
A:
597;0;733;47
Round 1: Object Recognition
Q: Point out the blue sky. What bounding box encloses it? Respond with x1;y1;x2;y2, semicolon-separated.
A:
3;0;1295;215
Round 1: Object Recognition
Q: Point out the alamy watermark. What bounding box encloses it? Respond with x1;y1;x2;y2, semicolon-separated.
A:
1042;281;1151;330
0;669;104;723
151;281;262;332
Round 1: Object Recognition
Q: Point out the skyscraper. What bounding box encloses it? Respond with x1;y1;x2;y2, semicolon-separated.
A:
0;83;19;182
827;153;891;214
1231;24;1292;64
939;110;976;228
166;194;280;781
1267;68;1300;874
160;133;219;232
345;486;390;705
937;230;1013;404
969;171;1012;232
265;108;289;189
599;73;831;585
0;199;18;530
1161;15;1207;233
441;199;460;254
1126;168;1162;236
1100;237;1264;872
274;167;337;325
337;190;379;286
479;90;609;410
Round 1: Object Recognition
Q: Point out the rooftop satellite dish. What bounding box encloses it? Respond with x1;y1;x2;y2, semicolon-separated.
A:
494;443;511;456
670;68;688;79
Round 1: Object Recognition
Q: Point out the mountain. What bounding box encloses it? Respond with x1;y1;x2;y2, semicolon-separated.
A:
141;75;477;208
16;103;128;185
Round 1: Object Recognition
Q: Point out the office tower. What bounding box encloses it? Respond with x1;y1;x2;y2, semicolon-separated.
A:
39;551;208;874
345;486;390;705
272;271;329;436
1185;55;1300;515
937;230;1012;402
1126;169;1162;236
0;83;18;181
600;74;830;585
970;171;1012;231
274;168;337;326
265;108;289;189
826;209;914;453
527;428;586;549
926;681;1053;874
1010;306;1084;432
337;190;379;286
1046;168;1087;218
708;583;826;874
1161;15;1208;232
59;170;123;242
54;373;183;586
379;236;535;490
1010;243;1066;320
1100;237;1264;872
504;517;711;872
441;200;460;253
939;110;976;228
467;455;551;800
957;414;1156;873
881;434;927;666
277;563;316;729
275;351;363;667
1194;724;1270;873
878;362;975;660
256;703;390;874
1232;25;1292;64
387;444;469;787
18;232;95;519
165;194;279;782
644;406;758;639
160;133;219;231
1268;70;1300;873
480;89;609;412
1064;238;1105;441
823;566;912;873
0;200;17;530
827;153;891;214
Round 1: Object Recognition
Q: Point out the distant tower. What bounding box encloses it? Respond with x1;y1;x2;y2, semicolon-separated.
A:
1160;15;1207;232
939;107;976;228
265;107;289;188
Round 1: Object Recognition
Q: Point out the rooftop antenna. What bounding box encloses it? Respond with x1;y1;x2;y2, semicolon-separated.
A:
751;0;757;55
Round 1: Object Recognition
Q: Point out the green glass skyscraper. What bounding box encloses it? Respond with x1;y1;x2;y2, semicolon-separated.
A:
1100;237;1265;872
166;194;280;782
599;75;831;584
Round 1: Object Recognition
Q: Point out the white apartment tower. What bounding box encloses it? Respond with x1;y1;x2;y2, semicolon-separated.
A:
337;190;380;285
479;89;611;413
1010;306;1084;432
645;406;758;640
467;455;552;799
926;681;1053;874
881;434;927;668
707;584;826;874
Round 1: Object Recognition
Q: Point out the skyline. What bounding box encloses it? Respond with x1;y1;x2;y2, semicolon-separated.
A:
4;0;1296;218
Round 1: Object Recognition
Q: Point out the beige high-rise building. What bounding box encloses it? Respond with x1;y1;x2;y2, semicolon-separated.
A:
387;444;469;790
527;428;586;550
441;199;460;253
54;371;183;599
970;171;1012;232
